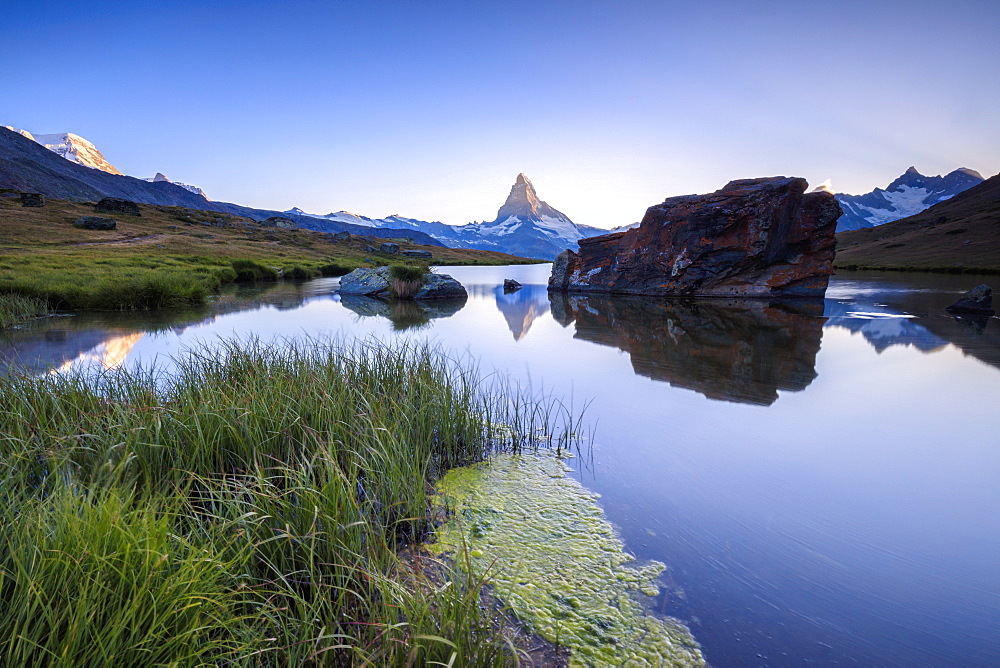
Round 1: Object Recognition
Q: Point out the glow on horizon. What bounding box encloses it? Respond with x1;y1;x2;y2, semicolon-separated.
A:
3;0;999;229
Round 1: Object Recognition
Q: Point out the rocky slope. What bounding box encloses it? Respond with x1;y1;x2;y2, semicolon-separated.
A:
835;172;1000;272
834;166;983;232
550;177;841;298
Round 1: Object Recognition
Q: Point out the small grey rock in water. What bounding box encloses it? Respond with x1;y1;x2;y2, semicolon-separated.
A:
946;284;995;315
503;278;523;292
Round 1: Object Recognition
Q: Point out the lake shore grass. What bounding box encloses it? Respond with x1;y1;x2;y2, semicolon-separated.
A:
0;292;48;328
0;195;537;311
0;337;576;665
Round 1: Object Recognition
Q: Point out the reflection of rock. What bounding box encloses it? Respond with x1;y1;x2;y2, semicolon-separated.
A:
549;177;840;298
550;293;824;405
494;285;550;341
340;295;467;330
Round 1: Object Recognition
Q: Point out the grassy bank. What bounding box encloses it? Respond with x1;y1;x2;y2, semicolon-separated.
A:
0;195;535;311
0;337;577;665
0;293;48;328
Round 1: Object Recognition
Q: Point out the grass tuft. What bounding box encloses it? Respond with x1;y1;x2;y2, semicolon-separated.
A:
0;293;48;327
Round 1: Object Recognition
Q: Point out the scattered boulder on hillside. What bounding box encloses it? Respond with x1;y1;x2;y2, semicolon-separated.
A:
331;231;350;241
338;266;467;300
549;177;841;298
379;242;400;255
260;216;297;230
20;193;45;207
74;216;116;230
95;197;140;216
503;278;523;292
402;249;433;259
946;284;995;315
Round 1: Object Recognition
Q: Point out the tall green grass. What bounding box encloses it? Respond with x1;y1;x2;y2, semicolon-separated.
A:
0;337;580;665
0;293;48;328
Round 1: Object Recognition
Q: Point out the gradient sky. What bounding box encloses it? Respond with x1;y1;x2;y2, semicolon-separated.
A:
4;0;999;229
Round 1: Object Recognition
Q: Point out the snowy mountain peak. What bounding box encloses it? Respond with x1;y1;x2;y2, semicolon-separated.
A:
834;166;984;232
496;172;572;224
4;127;123;175
143;172;208;199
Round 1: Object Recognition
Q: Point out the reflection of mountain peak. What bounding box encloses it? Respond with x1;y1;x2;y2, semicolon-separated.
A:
550;293;824;405
494;285;551;341
822;302;948;353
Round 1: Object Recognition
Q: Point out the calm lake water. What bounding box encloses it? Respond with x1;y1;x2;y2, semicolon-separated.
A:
3;264;999;666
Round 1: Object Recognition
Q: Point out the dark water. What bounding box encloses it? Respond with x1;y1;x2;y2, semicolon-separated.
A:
3;265;999;666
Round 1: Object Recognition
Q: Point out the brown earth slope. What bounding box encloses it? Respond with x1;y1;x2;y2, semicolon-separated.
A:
835;173;1000;273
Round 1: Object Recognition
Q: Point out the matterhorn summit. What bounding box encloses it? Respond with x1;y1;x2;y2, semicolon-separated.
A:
496;173;573;224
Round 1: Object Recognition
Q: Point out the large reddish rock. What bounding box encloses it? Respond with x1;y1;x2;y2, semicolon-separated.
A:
549;177;841;298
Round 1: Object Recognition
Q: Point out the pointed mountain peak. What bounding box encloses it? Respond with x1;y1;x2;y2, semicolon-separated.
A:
493;172;575;230
905;166;921;176
153;172;170;182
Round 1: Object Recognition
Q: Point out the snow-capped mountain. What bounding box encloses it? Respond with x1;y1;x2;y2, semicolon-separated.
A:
834;166;983;232
144;172;208;199
286;173;609;259
3;127;122;175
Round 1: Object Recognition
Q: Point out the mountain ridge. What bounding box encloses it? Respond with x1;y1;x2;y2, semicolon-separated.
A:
834;166;984;232
834;171;1000;272
0;126;443;246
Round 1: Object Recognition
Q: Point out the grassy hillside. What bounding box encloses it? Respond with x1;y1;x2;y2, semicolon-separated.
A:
0;192;535;312
835;173;1000;273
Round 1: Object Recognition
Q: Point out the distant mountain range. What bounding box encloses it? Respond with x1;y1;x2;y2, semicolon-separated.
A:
0;126;443;245
286;173;612;259
832;166;984;232
4;124;990;260
835;171;1000;272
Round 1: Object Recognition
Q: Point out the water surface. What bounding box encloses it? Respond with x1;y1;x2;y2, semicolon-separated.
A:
3;265;998;665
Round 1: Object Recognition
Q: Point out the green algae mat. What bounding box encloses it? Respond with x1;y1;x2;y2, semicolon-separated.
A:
429;453;704;666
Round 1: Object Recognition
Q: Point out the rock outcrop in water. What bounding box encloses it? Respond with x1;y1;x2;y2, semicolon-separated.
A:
549;177;841;298
946;284;994;315
338;266;467;300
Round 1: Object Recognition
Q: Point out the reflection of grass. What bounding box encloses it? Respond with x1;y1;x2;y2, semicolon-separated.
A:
390;299;432;330
0;293;48;328
0;337;577;665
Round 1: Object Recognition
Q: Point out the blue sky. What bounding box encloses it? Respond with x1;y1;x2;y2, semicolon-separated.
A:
4;0;999;228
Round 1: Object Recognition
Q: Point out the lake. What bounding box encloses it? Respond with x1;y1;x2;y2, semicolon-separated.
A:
3;264;998;666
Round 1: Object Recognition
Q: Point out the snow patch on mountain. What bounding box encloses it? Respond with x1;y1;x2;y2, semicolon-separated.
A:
4;127;122;175
834;166;983;232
